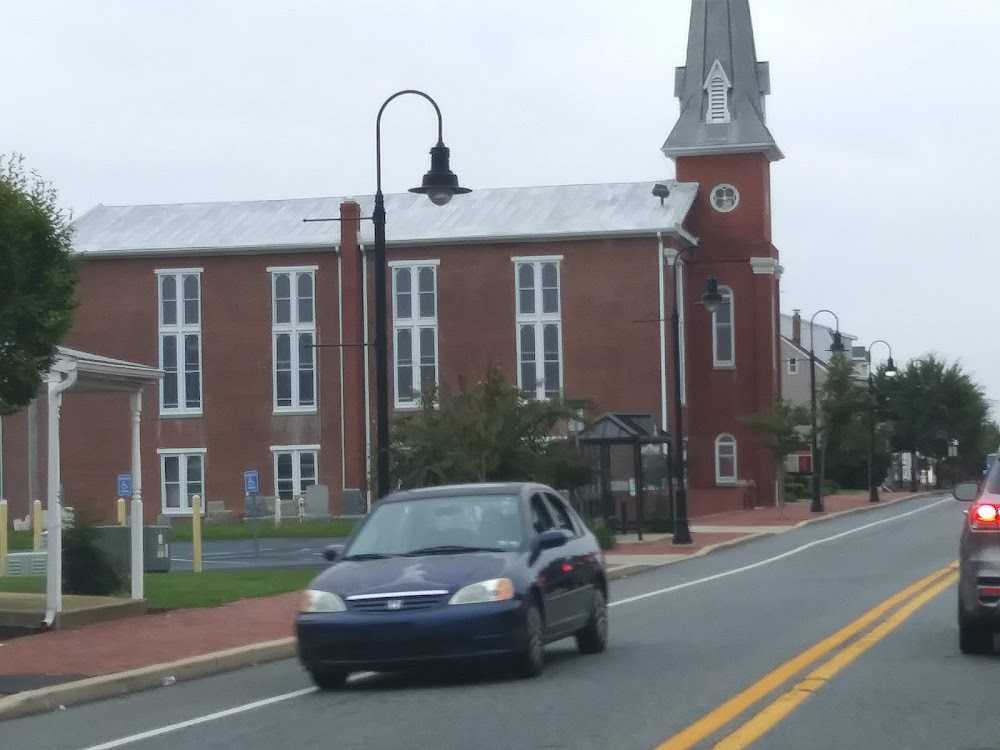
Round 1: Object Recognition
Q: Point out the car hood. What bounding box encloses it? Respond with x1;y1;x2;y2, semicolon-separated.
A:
310;552;518;598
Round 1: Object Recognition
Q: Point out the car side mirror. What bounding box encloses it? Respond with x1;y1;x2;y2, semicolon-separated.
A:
536;529;568;551
323;544;343;562
953;481;980;502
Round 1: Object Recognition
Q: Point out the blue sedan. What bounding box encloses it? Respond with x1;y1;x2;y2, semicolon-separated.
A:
295;482;609;688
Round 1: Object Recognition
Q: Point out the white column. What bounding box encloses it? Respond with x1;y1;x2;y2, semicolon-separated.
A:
45;377;63;621
129;390;145;601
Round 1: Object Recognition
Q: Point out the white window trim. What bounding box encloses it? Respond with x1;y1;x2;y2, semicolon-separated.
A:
714;434;738;485
712;285;736;370
514;258;564;401
271;267;318;414
270;445;320;500
704;59;732;124
156;268;204;418
787;357;799;375
158;448;207;516
391;260;440;409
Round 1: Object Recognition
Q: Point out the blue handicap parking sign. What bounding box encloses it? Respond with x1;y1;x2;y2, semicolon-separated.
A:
244;470;260;495
117;473;133;498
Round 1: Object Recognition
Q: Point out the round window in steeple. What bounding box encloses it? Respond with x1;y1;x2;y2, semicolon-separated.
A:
710;184;740;213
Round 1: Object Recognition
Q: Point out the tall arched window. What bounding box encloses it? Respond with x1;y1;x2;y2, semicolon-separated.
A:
715;434;738;484
712;285;735;368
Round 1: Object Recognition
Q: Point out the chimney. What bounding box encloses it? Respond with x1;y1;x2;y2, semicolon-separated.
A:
792;309;801;347
339;200;367;504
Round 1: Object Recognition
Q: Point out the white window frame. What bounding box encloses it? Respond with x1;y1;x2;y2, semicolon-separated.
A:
157;448;207;516
270;444;320;501
390;260;440;408
787;356;799;375
156;268;204;417
714;434;738;485
712;285;736;369
705;59;732;124
269;266;318;414
513;255;564;400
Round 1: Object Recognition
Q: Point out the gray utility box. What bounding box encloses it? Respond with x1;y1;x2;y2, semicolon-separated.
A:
92;525;172;574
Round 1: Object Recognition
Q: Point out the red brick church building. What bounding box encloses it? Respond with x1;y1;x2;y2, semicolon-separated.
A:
0;0;785;523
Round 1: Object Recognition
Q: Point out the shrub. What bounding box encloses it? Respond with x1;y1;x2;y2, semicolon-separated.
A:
585;519;617;551
784;480;809;500
62;517;124;596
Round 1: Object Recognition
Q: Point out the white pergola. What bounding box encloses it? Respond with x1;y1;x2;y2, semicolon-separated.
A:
44;346;163;624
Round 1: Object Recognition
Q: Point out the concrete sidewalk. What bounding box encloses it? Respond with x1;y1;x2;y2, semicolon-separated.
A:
0;489;936;721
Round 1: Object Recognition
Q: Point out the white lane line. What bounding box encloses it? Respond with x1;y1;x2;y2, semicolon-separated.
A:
76;688;317;749
608;496;951;608
74;496;950;748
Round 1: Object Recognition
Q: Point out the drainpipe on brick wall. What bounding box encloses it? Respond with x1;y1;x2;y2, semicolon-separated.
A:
657;232;668;433
360;242;373;513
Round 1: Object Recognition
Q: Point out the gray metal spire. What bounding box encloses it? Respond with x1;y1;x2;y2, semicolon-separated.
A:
662;0;783;162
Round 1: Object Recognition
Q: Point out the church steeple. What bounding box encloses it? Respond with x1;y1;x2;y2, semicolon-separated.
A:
662;0;782;162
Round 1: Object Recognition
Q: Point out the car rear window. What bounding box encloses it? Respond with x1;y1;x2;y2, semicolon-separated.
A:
984;455;1000;494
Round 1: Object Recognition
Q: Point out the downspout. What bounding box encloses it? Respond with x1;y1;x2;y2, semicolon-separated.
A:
360;241;373;512
44;361;78;628
656;232;668;433
337;247;346;492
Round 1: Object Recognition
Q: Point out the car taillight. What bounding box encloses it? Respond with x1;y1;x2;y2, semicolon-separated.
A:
970;502;1000;529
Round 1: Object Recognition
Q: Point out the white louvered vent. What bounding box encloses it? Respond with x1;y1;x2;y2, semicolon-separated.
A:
704;59;732;124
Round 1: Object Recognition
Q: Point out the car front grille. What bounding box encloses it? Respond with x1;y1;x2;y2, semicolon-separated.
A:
348;593;448;613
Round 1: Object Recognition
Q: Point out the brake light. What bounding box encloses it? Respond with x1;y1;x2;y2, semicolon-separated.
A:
970;502;1000;529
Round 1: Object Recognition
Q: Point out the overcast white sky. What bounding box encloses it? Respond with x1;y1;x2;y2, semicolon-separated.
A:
4;0;997;407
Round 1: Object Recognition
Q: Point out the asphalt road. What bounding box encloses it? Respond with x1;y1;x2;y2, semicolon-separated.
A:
6;493;987;750
168;537;341;572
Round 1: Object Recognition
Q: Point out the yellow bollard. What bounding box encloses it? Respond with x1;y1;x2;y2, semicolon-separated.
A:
0;499;8;577
32;499;42;552
117;497;127;526
191;494;202;573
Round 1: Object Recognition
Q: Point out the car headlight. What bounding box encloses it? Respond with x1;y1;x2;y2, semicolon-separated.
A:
300;589;347;613
449;578;515;605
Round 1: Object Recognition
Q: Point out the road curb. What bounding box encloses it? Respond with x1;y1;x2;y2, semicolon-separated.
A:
0;637;296;723
788;491;939;530
606;563;655;581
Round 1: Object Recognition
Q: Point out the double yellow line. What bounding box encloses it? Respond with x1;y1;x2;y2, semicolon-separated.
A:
655;562;959;750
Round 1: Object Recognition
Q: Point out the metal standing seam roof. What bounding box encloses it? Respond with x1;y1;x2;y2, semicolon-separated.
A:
68;180;699;256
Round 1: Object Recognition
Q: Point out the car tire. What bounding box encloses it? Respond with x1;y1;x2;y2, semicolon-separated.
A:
309;667;348;690
514;602;545;678
575;588;608;655
959;601;993;655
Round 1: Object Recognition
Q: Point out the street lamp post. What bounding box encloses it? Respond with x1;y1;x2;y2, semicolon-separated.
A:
668;247;724;545
372;90;470;499
864;340;896;503
948;438;959;488
808;310;847;513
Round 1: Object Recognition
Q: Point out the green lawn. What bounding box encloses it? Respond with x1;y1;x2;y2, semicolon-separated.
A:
8;530;33;551
0;569;317;610
167;517;358;542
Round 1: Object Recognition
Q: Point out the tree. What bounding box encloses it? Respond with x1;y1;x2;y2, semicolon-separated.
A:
390;364;592;491
881;354;992;485
741;399;810;505
816;353;872;489
0;154;78;415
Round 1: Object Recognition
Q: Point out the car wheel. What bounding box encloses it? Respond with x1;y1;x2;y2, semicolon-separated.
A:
959;601;993;655
575;588;608;654
514;602;545;678
309;667;348;690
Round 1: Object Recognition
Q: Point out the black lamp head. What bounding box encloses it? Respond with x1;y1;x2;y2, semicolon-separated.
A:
885;356;897;376
409;142;471;206
700;276;725;314
830;331;846;354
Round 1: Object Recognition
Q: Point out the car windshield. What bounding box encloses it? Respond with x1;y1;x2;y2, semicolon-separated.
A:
343;494;525;558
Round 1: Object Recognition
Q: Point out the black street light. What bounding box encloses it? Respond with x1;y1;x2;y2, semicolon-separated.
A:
372;90;470;499
669;248;725;545
808;310;847;513
864;340;896;503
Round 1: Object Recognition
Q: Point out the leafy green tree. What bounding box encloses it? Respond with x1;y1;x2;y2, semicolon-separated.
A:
0;154;78;415
881;354;992;486
742;399;810;505
390;364;592;490
816;353;871;489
